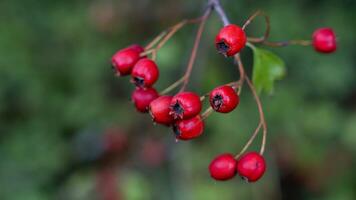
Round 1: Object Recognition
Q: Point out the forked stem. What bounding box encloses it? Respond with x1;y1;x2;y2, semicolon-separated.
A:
245;76;267;155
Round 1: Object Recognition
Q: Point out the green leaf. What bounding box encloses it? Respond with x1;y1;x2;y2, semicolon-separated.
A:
250;46;286;94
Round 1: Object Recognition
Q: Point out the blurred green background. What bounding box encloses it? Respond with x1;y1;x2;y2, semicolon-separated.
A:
1;0;355;199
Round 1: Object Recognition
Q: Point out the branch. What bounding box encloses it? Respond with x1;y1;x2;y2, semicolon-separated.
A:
210;0;230;26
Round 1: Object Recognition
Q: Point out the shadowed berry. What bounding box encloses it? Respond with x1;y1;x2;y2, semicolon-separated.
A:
209;153;237;181
149;95;175;125
209;85;239;113
312;28;337;53
132;87;159;113
237;152;266;182
173;115;204;140
170;92;202;120
131;58;159;88
215;24;246;56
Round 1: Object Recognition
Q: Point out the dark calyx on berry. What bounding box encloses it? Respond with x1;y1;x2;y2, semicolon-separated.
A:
212;94;224;110
170;101;184;119
133;76;145;87
216;41;230;56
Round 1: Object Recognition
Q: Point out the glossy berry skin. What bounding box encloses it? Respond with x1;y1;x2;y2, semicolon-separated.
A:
111;44;144;76
215;24;247;57
131;58;159;88
209;153;237;181
312;28;337;53
173;115;204;140
170;92;202;120
149;95;175;125
237;152;266;182
209;85;239;113
131;87;159;113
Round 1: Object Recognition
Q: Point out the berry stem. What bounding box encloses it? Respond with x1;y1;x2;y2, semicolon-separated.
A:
144;31;168;50
234;54;245;93
245;75;267;155
179;6;212;92
160;76;185;95
248;38;312;47
242;10;270;42
201;107;214;120
234;122;262;159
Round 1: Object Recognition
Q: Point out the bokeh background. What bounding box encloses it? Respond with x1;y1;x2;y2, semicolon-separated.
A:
1;0;356;199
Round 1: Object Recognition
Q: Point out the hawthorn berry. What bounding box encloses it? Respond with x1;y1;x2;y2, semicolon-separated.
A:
209;85;239;113
236;152;266;182
215;24;247;57
312;28;337;53
131;58;159;88
173;115;204;140
170;92;202;120
149;95;175;125
111;44;144;76
131;87;159;113
127;44;145;53
209;153;237;181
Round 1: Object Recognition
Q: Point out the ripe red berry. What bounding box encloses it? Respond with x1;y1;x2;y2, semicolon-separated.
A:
170;92;202;120
131;58;159;88
312;28;337;53
128;44;145;53
209;85;239;113
215;24;247;57
111;44;144;76
236;152;266;182
149;95;175;125
209;153;237;181
131;87;159;113
173;115;204;140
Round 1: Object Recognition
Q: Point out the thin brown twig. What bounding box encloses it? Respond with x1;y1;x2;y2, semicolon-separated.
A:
201;107;214;121
245;76;267;155
234;54;245;95
234;122;262;159
159;76;186;95
235;55;267;155
255;39;312;47
145;31;168;50
179;8;212;92
242;10;270;43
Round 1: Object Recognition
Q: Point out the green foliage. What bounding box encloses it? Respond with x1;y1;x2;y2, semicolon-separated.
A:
250;45;286;94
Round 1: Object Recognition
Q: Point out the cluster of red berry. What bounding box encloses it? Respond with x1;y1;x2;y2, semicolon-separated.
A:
111;10;337;182
111;25;246;141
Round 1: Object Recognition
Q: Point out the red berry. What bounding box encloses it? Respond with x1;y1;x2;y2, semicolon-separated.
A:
127;44;145;53
111;44;144;76
209;85;239;113
209;153;237;181
173;115;204;140
236;152;266;182
312;28;337;53
131;87;159;113
215;24;247;57
131;58;159;88
149;95;175;125
170;92;202;120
